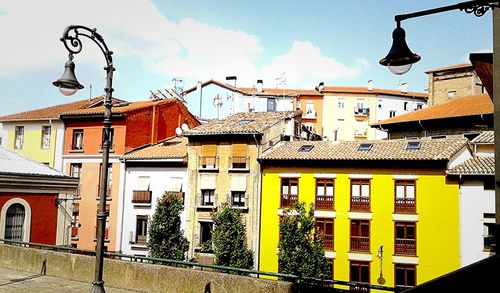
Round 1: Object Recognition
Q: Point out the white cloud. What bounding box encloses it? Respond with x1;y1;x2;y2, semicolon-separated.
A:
0;0;365;90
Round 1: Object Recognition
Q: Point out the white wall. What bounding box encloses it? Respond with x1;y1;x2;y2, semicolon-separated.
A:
118;165;189;256
459;179;495;266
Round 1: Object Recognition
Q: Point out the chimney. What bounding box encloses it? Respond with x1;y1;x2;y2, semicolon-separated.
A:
367;80;373;91
317;82;324;92
256;79;263;92
400;81;408;94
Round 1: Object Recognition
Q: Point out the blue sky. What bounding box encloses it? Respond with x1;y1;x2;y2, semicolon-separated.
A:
0;0;492;117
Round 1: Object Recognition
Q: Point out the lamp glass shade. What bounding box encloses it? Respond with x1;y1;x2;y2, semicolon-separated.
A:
379;26;421;74
388;63;412;75
53;59;84;96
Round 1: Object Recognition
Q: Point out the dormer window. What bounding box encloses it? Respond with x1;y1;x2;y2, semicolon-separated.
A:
358;143;373;151
406;141;421;150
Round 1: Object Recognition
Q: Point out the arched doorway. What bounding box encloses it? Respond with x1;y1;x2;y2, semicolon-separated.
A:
5;203;25;241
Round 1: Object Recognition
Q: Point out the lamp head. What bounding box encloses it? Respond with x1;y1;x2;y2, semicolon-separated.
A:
53;55;84;96
379;26;421;75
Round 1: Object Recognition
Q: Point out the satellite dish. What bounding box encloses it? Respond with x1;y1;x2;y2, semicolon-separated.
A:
181;123;189;132
175;127;182;136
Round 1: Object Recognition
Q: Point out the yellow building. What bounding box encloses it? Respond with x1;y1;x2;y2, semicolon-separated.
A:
258;137;470;291
184;111;302;265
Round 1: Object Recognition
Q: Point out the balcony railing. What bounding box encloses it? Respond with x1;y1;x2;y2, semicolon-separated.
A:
350;196;370;212
281;194;298;208
323;235;334;250
395;238;416;255
230;156;248;170
132;190;152;204
136;235;147;246
395;197;416;213
350;236;370;252
199;156;219;170
316;195;334;210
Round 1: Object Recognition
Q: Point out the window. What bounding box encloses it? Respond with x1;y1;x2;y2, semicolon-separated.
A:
201;189;215;206
267;98;276;112
298;145;314;152
296;101;302;110
404;102;408;111
338;101;345;109
350;220;370;252
395;180;416;213
483;213;495;252
200;144;217;169
316;178;334;210
231;143;247;169
351;179;370;211
350;261;370;292
98;163;112;198
357;143;373;152
416;103;423;110
132;176;152;203
199;221;213;251
395;222;416;255
101;128;114;150
231;191;245;207
71;203;79;239
5;203;25;241
41;126;51;149
406;141;421;150
14;126;24;149
72;129;83;150
280;178;298;208
395;264;416;289
389;110;396;118
316;218;334;250
135;215;148;245
70;163;82;178
305;103;316;118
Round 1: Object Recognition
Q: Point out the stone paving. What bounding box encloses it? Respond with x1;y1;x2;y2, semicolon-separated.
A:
0;267;139;293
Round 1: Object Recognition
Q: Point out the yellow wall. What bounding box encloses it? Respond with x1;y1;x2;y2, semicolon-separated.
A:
259;166;460;290
5;122;59;167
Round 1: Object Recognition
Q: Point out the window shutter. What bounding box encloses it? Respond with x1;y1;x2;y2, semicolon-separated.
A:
231;143;247;157
202;144;216;156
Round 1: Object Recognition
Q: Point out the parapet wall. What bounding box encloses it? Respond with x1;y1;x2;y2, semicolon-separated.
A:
0;244;293;293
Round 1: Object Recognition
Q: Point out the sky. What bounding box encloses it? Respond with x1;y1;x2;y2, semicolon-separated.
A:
0;0;493;117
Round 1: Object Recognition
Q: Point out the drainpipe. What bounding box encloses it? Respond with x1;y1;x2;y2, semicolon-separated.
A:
418;120;427;137
117;157;127;254
253;133;262;271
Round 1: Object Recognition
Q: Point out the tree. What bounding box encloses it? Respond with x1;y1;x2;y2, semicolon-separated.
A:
278;202;331;280
148;191;189;261
211;203;254;272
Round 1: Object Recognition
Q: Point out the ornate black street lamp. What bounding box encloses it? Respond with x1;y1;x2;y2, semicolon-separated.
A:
53;25;114;293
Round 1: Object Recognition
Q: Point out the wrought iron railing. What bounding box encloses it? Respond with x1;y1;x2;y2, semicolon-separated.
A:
395;238;416;255
350;236;370;252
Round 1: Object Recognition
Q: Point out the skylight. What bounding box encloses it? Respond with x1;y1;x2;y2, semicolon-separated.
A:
238;119;254;125
298;145;314;152
358;143;373;151
406;141;421;150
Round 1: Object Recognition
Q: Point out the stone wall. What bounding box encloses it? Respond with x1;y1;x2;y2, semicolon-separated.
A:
0;244;293;293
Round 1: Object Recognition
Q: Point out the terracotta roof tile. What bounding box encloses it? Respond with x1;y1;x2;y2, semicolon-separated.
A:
321;86;427;99
260;137;468;161
0;97;104;122
185;111;299;136
446;156;494;175
373;94;492;126
472;131;494;144
60;99;178;117
123;136;187;160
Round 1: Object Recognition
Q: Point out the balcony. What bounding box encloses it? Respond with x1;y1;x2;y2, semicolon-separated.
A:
229;156;249;171
199;156;219;172
395;197;416;213
280;194;298;208
350;196;370;212
395;238;416;255
323;235;334;250
132;190;152;204
315;195;334;210
350;235;370;252
354;107;370;117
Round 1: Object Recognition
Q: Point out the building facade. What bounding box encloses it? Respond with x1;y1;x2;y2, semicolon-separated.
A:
118;136;189;256
60;99;199;251
184;111;302;265
258;138;470;290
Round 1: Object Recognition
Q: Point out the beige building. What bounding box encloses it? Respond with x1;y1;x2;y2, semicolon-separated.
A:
426;63;485;106
183;111;301;266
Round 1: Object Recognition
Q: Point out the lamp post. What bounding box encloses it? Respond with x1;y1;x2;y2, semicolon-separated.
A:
53;25;114;293
380;0;500;254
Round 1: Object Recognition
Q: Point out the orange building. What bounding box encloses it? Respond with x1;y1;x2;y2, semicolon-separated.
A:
60;98;199;251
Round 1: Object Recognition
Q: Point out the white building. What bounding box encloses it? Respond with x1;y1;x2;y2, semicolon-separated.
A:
117;136;189;256
446;131;495;267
